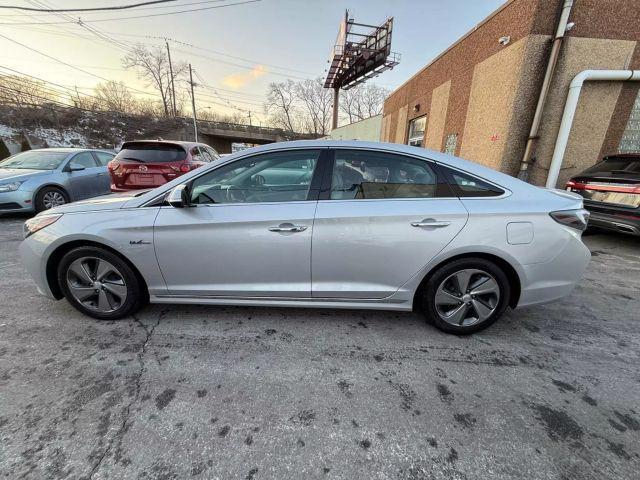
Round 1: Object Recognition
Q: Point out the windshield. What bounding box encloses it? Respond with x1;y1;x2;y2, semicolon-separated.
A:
583;157;640;175
115;143;187;163
0;151;69;170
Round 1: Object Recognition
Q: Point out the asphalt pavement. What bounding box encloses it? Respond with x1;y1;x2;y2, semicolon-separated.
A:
0;215;639;479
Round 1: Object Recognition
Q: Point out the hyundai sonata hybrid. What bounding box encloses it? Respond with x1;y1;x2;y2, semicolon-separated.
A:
19;141;591;334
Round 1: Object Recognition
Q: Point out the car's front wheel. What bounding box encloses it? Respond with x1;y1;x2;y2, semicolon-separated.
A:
57;246;146;320
35;186;68;212
422;258;510;334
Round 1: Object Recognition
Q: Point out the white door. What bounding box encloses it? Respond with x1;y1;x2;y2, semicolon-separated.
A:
311;148;469;299
153;149;324;297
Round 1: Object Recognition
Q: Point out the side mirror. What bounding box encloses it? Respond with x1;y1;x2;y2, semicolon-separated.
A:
68;163;86;172
167;184;190;208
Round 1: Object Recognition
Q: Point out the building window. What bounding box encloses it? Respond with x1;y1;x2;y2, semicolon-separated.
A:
407;115;426;147
619;90;640;153
444;133;458;155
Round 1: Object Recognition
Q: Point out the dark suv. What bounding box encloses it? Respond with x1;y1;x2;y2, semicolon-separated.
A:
566;153;640;236
108;140;220;191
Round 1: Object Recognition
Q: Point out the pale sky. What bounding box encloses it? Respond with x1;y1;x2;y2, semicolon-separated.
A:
0;0;505;123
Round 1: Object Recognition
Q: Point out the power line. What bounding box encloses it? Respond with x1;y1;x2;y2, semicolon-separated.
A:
0;32;157;98
0;1;179;13
0;0;229;17
0;0;263;25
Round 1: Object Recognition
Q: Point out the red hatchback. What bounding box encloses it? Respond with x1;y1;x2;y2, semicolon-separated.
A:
108;140;220;191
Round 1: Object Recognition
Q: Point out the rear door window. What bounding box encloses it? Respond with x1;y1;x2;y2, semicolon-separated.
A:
115;143;187;163
94;151;115;166
328;149;453;200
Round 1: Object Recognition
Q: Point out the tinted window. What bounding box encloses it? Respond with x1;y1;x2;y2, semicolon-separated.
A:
71;152;98;169
94;151;114;166
329;150;452;200
583;157;640;175
440;166;504;197
191;147;205;162
190;150;320;205
0;151;68;170
115;143;187;163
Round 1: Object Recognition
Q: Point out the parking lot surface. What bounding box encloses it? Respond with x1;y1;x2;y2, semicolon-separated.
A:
1;215;639;479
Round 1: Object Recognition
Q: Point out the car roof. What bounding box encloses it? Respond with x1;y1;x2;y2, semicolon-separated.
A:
24;147;103;153
123;140;203;148
223;139;528;191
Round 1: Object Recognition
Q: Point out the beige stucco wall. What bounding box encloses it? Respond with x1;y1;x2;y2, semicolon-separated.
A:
394;105;409;143
328;115;382;142
380;114;392;142
529;37;637;186
425;80;451;151
459;37;530;170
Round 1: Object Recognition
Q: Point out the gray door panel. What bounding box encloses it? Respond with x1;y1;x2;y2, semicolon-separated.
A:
153;202;316;297
311;199;468;299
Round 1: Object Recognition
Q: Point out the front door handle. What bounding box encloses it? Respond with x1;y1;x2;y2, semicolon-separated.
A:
268;223;308;233
411;219;451;228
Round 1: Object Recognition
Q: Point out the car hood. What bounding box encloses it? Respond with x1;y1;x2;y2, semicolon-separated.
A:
47;191;150;214
0;168;50;181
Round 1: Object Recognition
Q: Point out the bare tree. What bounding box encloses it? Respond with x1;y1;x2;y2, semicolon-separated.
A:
0;75;56;107
123;44;187;117
339;83;389;123
265;80;299;132
295;78;333;136
95;80;134;113
70;86;99;110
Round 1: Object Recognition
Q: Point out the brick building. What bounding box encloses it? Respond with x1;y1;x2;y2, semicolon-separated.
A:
380;0;640;187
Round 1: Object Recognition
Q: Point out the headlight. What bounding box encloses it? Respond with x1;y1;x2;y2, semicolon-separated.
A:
24;214;63;238
0;181;23;192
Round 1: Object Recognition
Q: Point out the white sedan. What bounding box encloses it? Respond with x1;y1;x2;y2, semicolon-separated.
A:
19;140;591;334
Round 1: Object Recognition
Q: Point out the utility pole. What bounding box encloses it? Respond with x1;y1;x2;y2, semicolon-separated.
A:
188;63;198;142
166;39;177;117
247;110;252;126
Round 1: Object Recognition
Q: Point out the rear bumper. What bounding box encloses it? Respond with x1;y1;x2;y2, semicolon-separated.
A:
587;210;640;236
517;231;591;307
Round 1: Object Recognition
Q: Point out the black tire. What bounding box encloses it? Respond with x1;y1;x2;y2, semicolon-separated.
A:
422;257;511;335
35;186;68;212
57;246;146;320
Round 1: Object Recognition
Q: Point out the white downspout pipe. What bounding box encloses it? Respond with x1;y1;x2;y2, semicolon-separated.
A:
546;69;640;188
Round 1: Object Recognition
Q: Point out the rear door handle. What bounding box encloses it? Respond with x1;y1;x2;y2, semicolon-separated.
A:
268;223;308;233
411;219;451;228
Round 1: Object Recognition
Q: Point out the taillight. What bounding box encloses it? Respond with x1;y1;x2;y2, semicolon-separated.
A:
550;209;590;232
180;163;191;173
108;161;119;172
566;179;640;194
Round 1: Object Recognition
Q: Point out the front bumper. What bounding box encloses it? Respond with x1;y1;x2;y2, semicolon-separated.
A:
19;233;58;300
0;190;35;214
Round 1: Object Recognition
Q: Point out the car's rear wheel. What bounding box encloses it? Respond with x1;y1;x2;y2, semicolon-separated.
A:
35;186;68;212
57;246;145;320
422;258;510;334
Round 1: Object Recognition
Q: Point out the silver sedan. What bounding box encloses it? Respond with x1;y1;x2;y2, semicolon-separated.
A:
0;148;114;214
19;141;591;334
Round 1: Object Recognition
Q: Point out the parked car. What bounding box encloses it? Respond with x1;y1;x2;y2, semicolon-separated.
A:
108;140;219;191
0;148;114;214
20;140;591;335
566;153;640;236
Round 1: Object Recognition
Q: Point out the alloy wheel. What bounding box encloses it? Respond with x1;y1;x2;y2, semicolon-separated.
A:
42;191;66;209
66;257;127;313
434;268;500;327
